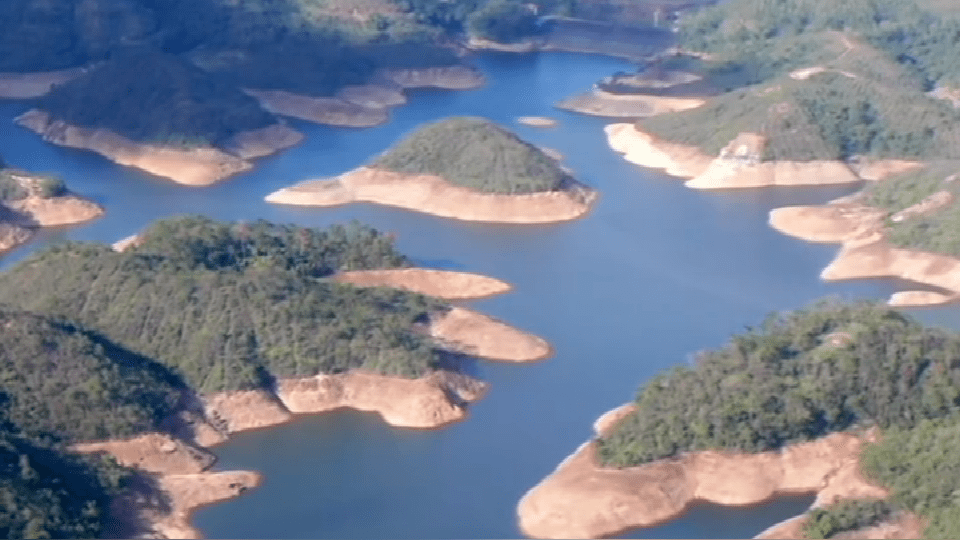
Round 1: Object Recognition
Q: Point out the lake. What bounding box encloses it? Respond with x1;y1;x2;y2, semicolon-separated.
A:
1;50;956;539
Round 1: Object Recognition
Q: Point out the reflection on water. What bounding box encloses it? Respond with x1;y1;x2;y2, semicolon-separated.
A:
0;50;955;539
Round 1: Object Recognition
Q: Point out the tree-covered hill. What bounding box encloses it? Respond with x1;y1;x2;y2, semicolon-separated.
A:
0;217;447;394
370;117;572;194
34;50;277;148
598;301;960;466
637;71;960;161
596;300;960;538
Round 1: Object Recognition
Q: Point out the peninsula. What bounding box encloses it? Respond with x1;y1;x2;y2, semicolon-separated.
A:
266;116;597;223
0;216;551;538
770;162;960;307
0;159;103;252
518;301;959;540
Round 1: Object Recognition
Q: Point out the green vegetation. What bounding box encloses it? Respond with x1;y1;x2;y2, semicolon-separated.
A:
371;117;571;193
597;300;960;466
36;51;276;148
861;417;960;539
0;169;68;202
638;72;960;160
0;217;447;394
802;499;894;539
467;1;540;43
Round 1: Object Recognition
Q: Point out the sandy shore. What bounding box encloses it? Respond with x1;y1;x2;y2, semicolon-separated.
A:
430;306;552;362
0;66;89;99
556;90;705;118
15;109;303;185
605;123;920;189
333;268;511;300
517;405;887;539
769;198;960;307
266;167;597;224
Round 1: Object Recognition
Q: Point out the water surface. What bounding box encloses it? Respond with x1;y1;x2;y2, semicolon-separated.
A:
0;51;956;539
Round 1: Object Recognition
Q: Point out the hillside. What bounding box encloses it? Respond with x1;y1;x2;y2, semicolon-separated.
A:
636;71;960;161
34;51;277;148
370;117;571;193
0;217;448;394
595;300;960;538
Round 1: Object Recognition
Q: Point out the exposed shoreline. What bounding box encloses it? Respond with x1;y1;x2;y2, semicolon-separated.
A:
14;109;304;186
265;167;597;224
0;171;104;252
769;196;960;307
605;123;921;189
245;66;485;128
556;89;705;118
0;66;91;99
333;267;512;300
517;405;888;539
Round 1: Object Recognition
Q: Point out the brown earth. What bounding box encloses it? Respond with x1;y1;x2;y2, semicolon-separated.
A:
518;116;558;128
769;198;960;307
333;268;512;300
517;405;887;539
0;67;89;99
429;306;552;362
265;167;597;224
556;90;705;118
0;222;33;252
15;109;302;185
244;88;390;127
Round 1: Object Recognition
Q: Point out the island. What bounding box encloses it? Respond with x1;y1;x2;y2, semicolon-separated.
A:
600;0;960;189
518;301;957;540
0;158;103;252
0;215;551;538
266;116;598;223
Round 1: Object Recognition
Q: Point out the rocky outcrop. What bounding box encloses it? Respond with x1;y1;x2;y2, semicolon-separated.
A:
607;124;920;189
244;88;390;128
518;116;558;128
265;167;597;224
430;307;552;362
377;66;485;90
333;268;512;300
517;405;886;539
15;109;302;185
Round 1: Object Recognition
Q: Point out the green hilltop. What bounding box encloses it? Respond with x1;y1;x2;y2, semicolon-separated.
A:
370;117;572;194
596;300;960;539
637;71;960;161
35;51;277;148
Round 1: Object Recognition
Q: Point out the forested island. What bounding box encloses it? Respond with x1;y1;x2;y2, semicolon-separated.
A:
267;116;597;223
0;215;549;538
518;301;960;539
0;156;103;252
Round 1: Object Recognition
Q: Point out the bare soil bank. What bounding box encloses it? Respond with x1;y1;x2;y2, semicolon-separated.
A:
0;66;89;99
15;109;303;185
266;167;597;224
605;123;920;189
333;268;512;300
0;171;104;253
556;89;705;118
769;196;960;307
517;405;887;539
245;66;485;127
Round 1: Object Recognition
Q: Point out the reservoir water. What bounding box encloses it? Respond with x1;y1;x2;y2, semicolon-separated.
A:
1;51;957;538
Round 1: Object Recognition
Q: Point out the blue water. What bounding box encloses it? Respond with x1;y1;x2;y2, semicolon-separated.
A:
1;51;955;538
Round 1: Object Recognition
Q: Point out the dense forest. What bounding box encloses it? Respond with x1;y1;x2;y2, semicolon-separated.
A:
0;169;66;202
35;51;278;148
0;217;448;394
371;117;571;193
596;300;960;538
0;307;159;539
638;71;960;161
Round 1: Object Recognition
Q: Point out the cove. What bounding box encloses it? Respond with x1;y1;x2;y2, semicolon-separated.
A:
1;50;959;539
